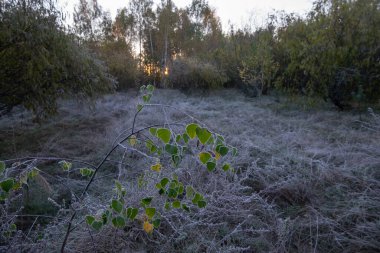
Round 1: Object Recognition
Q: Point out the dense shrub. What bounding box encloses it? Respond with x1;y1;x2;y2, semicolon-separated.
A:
0;0;115;118
240;0;380;108
168;57;228;90
94;40;138;90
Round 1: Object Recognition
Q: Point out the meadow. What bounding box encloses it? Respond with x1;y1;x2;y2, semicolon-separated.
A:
1;89;379;252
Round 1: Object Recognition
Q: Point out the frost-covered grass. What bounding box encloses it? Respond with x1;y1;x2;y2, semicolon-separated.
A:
1;89;379;252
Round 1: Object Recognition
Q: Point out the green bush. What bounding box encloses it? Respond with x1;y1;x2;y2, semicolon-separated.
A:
94;40;138;90
168;57;228;90
0;0;115;119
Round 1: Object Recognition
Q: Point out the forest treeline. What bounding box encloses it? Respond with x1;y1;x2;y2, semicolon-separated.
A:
1;0;379;117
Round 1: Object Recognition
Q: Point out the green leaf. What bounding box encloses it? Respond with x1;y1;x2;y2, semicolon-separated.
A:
164;202;171;210
172;200;181;208
167;188;178;198
141;197;153;206
145;140;157;153
186;186;195;199
145;207;156;219
186;123;199;139
198;200;207;208
115;180;123;193
222;163;231;171
0;192;8;201
59;161;72;171
146;84;155;93
199;152;212;164
80;168;94;177
0;178;14;193
165;144;178;155
169;180;178;189
27;168;39;178
0;161;5;175
216;145;229;156
171;155;181;167
216;134;225;145
156;128;171;144
182;204;190;212
182;133;190;144
10;224;16;231
178;183;184;195
151;163;162;172
149;127;157;136
102;211;110;224
137;104;144;111
232;147;238;156
175;134;181;143
207;161;216;172
127;207;138;220
196;127;212;144
192;193;203;205
92;221;103;231
152;218;161;228
111;199;123;213
143;94;152;103
112;216;125;228
86;215;95;225
160;178;169;188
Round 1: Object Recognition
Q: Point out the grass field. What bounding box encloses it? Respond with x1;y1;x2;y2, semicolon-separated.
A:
1;89;379;252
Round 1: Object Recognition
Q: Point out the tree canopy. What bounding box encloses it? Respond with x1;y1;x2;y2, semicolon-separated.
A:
0;0;114;118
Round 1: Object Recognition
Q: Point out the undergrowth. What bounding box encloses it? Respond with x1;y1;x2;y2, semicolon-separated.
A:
0;89;379;252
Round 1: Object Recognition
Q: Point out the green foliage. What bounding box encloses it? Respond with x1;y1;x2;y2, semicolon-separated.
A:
168;57;228;90
199;152;212;164
80;87;238;235
111;199;123;213
80;168;94;177
196;127;212;144
156;128;171;144
0;178;15;193
94;40;137;90
0;0;114;118
59;161;72;172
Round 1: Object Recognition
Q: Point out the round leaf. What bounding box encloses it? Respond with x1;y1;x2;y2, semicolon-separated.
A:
207;161;216;172
199;152;211;164
111;199;123;213
112;216;125;228
157;128;171;144
127;207;138;220
172;200;181;208
196;127;212;144
151;163;162;172
0;178;15;193
186;123;199;139
145;207;156;219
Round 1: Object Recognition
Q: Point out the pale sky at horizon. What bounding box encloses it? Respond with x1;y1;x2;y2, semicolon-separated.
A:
59;0;314;30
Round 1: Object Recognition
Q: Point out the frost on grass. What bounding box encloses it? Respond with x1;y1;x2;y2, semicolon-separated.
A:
0;89;379;252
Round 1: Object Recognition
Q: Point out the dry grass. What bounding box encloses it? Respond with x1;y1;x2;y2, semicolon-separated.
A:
1;89;379;252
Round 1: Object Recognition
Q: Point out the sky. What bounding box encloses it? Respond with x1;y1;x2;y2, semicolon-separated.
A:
58;0;314;30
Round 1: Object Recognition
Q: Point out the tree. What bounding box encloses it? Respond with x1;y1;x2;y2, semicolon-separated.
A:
73;0;103;41
0;0;114;118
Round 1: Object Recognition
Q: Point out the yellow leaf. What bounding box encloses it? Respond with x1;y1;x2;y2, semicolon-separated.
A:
214;151;221;161
143;221;154;234
151;163;161;172
129;135;137;146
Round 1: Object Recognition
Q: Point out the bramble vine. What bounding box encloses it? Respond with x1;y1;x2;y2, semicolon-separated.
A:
0;85;237;251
